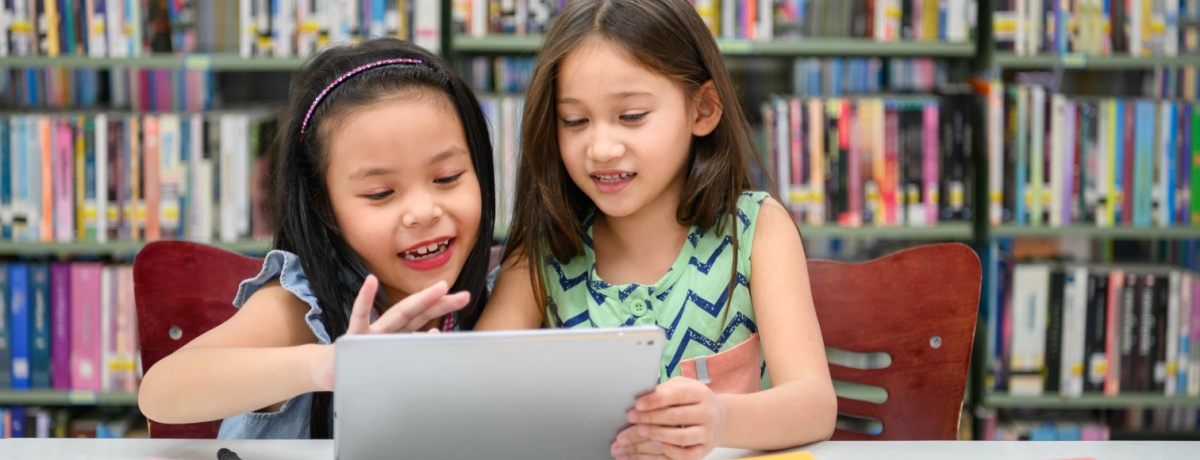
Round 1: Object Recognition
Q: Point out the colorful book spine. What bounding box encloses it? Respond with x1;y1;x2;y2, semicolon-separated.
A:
50;262;71;391
29;263;51;389
10;262;30;389
70;262;103;391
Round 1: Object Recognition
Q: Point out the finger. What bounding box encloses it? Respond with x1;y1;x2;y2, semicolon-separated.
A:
347;275;379;335
371;290;468;334
628;404;709;427
611;436;663;458
427;328;441;333
369;281;449;333
638;424;708;449
634;378;706;412
656;441;710;460
396;291;470;332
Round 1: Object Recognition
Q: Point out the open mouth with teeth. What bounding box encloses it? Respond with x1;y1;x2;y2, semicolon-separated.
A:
400;239;452;261
593;173;636;183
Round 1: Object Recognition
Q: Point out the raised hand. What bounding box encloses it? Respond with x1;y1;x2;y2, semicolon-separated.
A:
347;275;470;335
620;377;726;460
310;275;470;391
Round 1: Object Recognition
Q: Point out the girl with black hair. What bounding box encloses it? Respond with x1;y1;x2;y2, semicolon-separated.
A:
138;37;496;440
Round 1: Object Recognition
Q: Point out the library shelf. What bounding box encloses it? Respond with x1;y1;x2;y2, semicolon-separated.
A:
0;55;307;71
452;35;976;58
0;390;139;406
800;222;973;240
984;393;1200;409
990;225;1200;240
993;52;1200;70
0;240;272;256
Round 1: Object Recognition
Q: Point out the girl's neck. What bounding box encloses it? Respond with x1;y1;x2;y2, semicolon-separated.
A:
591;190;690;286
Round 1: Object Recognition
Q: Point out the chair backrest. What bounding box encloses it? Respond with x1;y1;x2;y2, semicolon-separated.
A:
808;243;980;440
134;241;263;439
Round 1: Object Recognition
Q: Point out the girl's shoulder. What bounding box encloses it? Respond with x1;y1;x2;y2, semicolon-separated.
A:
235;249;332;344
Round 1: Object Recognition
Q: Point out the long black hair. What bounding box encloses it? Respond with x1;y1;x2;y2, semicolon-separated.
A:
271;38;495;439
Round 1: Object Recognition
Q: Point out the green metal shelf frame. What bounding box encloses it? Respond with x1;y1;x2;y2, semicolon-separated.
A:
0;390;139;406
800;223;973;240
990;225;1200;240
0;54;307;71
0;240;272;256
452;35;976;58
993;52;1200;69
984;393;1200;409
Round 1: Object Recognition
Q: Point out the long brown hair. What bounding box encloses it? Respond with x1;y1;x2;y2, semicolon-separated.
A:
506;0;768;315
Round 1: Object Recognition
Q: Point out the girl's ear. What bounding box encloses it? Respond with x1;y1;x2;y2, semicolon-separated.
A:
691;80;722;137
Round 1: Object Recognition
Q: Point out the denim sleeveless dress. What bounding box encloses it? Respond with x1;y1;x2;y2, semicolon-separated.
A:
217;250;331;439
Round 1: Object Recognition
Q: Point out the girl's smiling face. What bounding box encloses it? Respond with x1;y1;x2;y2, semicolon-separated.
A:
324;92;481;303
555;38;709;221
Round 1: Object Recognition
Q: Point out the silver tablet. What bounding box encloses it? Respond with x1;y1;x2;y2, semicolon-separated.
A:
333;326;664;459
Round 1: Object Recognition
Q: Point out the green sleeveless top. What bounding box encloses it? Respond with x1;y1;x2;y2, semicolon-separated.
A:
542;191;768;382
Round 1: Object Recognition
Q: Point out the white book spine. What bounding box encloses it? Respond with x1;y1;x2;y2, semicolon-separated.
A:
774;99;790;210
1050;94;1065;227
758;0;773;41
471;0;488;36
158;114;183;238
219;115;237;243
948;0;967;42
99;266;114;392
273;0;296;57
1010;264;1051;396
414;0;442;54
95;114;108;243
1157;101;1172;227
1167;271;1181;396
105;0;124;57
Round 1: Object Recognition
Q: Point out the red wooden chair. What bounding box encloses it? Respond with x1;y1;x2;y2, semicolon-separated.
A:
808;242;981;440
134;240;263;439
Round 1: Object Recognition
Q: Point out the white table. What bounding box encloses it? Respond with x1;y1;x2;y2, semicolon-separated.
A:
2;439;1199;459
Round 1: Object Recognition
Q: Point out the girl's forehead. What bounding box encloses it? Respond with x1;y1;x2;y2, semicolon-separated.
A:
323;97;468;174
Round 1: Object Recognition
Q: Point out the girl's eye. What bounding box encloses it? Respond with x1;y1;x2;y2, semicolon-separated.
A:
561;118;587;128
365;190;393;201
620;113;647;122
434;172;465;185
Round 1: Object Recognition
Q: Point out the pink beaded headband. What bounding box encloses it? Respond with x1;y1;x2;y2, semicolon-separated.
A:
299;58;426;137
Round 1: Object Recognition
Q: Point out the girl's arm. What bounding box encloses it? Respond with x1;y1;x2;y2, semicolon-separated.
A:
710;197;837;448
617;198;836;457
474;250;544;330
138;276;468;424
137;280;326;424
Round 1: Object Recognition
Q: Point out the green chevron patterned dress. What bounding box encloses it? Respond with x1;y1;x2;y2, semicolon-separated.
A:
542;191;768;384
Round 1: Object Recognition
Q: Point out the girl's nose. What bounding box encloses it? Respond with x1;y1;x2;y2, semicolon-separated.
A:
587;125;626;163
401;190;444;228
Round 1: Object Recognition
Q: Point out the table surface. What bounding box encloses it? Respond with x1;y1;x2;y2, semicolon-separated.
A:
2;439;1199;460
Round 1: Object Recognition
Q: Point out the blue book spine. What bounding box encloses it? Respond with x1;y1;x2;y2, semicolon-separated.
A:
1134;101;1154;227
9;262;29;390
1165;102;1178;227
1;117;10;240
9;406;25;438
0;261;10;387
1015;88;1028;225
28;263;50;389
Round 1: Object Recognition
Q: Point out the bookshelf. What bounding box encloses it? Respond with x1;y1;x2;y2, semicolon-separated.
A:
976;0;1200;442
993;53;1200;70
1;55;307;71
0;390;138;407
452;35;978;58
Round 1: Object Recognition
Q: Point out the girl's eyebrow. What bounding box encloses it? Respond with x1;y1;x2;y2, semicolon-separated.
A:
348;166;395;181
558;91;655;104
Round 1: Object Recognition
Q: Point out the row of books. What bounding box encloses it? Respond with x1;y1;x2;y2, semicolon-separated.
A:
450;0;978;43
984;85;1200;228
0;262;140;394
791;58;950;97
0;67;214;112
989;260;1200;398
758;89;978;228
984;407;1200;440
479;94;523;231
463;57;535;95
995;0;1200;57
0;407;143;439
0;0;442;58
0;112;275;244
1150;65;1200;102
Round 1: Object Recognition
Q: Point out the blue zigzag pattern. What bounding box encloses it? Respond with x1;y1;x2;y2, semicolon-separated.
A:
688;236;735;274
582;213;596;249
663;311;758;375
663;271;749;340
